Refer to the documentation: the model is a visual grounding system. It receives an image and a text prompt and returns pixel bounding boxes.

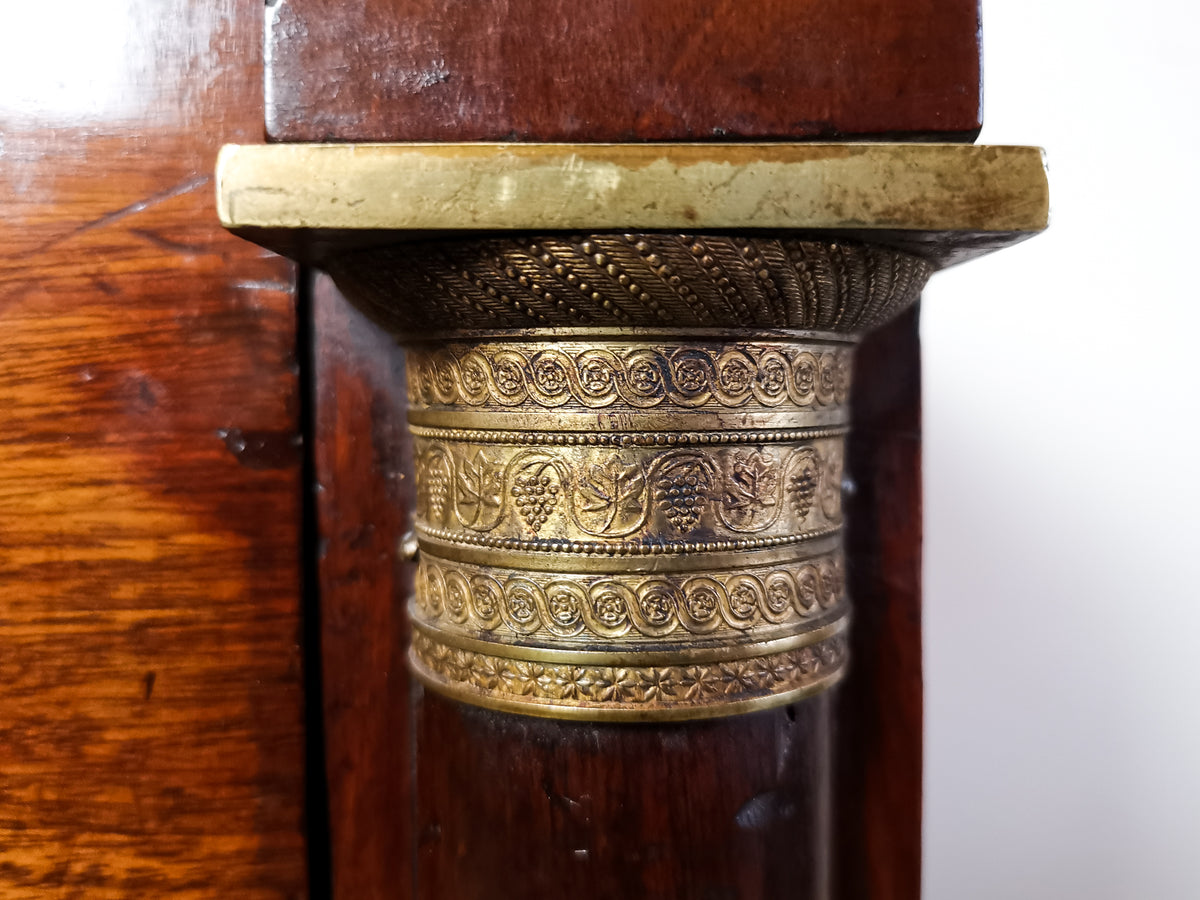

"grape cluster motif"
[654,459,712,533]
[512,465,560,532]
[787,453,819,521]
[424,461,450,524]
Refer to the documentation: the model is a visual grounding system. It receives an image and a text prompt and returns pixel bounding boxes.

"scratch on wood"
[127,228,207,254]
[37,175,211,253]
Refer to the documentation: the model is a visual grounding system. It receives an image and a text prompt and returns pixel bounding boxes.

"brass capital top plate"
[216,143,1048,268]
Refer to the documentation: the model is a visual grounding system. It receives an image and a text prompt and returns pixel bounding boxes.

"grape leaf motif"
[722,452,778,529]
[577,457,646,535]
[455,450,504,529]
[818,447,844,523]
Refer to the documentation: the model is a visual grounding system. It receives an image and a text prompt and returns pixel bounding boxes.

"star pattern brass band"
[327,234,932,720]
[409,620,850,722]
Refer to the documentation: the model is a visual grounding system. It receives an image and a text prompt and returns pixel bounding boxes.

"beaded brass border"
[407,424,849,446]
[414,524,843,557]
[413,532,844,575]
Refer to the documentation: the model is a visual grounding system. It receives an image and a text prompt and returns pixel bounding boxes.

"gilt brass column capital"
[218,143,1048,720]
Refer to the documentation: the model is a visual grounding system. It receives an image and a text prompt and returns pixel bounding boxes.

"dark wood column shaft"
[416,694,832,900]
[839,307,924,900]
[273,4,984,898]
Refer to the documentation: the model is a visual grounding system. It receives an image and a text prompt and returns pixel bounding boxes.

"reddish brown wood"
[838,306,924,900]
[0,2,308,896]
[283,4,937,897]
[310,272,415,897]
[415,692,834,900]
[266,0,981,143]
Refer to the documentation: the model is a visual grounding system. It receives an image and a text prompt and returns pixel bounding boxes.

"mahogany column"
[262,4,985,898]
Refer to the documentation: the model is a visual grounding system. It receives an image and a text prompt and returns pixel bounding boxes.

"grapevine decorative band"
[412,437,844,542]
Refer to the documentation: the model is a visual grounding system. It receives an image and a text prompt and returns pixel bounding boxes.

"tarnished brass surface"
[301,234,927,719]
[216,143,1048,718]
[216,142,1049,243]
[409,621,849,722]
[404,340,856,716]
[330,235,933,333]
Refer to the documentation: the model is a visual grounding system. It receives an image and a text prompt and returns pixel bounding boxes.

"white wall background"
[922,1,1200,897]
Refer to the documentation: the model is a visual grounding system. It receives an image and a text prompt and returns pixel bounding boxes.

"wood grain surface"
[310,272,414,898]
[266,0,982,143]
[0,2,308,896]
[838,307,924,900]
[415,691,833,900]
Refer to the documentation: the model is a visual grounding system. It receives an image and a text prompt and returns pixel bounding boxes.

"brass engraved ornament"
[338,234,934,720]
[217,141,1050,721]
[415,549,846,644]
[327,235,932,333]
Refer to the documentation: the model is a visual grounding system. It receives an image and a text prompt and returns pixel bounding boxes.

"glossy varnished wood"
[838,307,924,900]
[266,0,981,143]
[415,691,833,900]
[310,273,414,897]
[304,268,926,900]
[279,2,944,896]
[0,2,307,895]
